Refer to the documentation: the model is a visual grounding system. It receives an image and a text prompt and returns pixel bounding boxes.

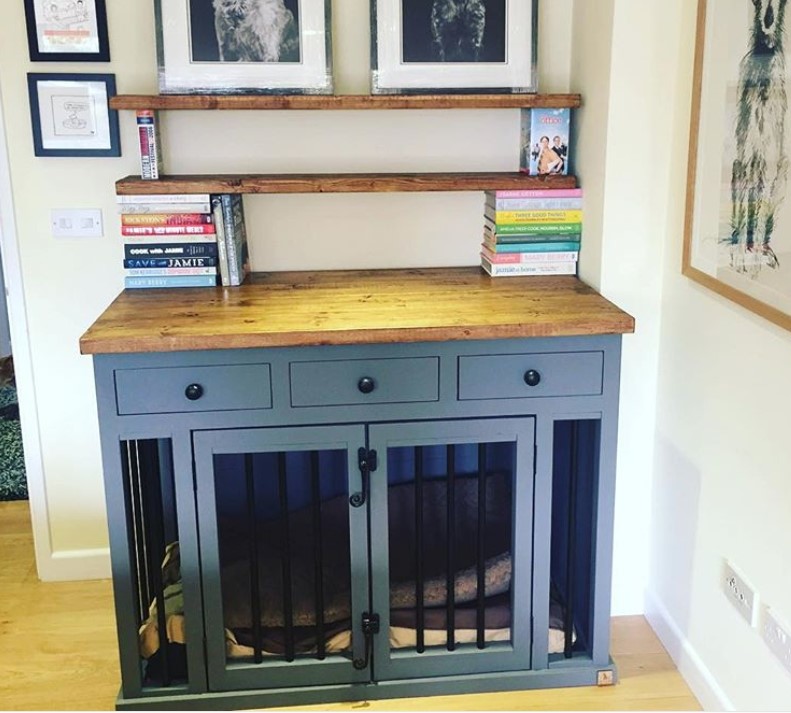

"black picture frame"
[27,73,120,158]
[24,0,110,62]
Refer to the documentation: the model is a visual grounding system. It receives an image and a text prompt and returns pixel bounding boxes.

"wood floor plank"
[0,501,701,711]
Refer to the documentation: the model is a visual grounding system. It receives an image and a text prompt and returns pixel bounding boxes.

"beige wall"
[1,2,585,576]
[647,0,791,708]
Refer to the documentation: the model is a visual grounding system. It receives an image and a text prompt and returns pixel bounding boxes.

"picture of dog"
[208,0,300,63]
[430,0,486,62]
[730,0,789,274]
[400,0,505,64]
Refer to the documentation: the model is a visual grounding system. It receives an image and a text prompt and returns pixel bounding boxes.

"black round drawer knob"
[523,370,542,387]
[357,377,376,394]
[185,383,204,401]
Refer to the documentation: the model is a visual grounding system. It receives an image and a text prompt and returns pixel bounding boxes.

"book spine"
[212,196,230,287]
[117,193,211,204]
[118,203,212,215]
[221,195,238,286]
[485,198,583,211]
[121,213,212,226]
[483,228,581,244]
[121,225,216,236]
[136,110,163,181]
[124,275,218,288]
[123,257,218,268]
[482,238,581,253]
[125,267,218,277]
[486,221,583,236]
[489,188,582,199]
[481,258,577,277]
[123,233,219,244]
[480,246,579,263]
[485,208,583,224]
[124,243,219,258]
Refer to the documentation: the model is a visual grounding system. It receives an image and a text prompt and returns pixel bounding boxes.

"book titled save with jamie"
[520,108,571,176]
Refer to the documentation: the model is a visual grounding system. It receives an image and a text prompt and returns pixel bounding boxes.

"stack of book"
[480,188,582,277]
[119,193,249,289]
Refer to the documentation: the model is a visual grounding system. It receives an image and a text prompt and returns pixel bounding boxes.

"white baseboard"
[37,547,111,582]
[644,589,734,711]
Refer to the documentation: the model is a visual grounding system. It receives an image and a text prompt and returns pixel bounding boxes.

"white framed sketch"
[155,0,333,94]
[27,73,120,157]
[371,0,537,94]
[24,0,110,61]
[683,0,791,331]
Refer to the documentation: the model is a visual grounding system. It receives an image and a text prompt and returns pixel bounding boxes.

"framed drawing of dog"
[155,0,333,94]
[371,0,537,94]
[684,0,791,331]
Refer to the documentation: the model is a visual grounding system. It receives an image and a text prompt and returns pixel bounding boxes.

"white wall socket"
[762,607,791,676]
[722,560,759,627]
[51,209,103,238]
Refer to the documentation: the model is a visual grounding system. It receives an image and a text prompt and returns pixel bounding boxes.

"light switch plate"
[51,209,103,238]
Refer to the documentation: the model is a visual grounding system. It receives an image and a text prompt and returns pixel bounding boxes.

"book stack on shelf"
[480,188,582,278]
[119,193,249,289]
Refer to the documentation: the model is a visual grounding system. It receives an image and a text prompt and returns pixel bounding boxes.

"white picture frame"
[155,0,333,94]
[372,0,537,94]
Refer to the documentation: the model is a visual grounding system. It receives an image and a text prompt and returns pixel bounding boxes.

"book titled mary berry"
[121,224,216,236]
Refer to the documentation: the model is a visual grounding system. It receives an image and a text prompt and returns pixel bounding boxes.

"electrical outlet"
[762,607,791,676]
[51,209,103,238]
[722,560,759,627]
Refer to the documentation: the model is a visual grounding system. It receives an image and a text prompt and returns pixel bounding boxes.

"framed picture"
[683,0,791,331]
[24,0,110,62]
[155,0,333,94]
[371,0,537,94]
[27,73,120,157]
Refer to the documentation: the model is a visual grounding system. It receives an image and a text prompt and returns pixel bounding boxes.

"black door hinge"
[350,448,377,507]
[353,612,380,670]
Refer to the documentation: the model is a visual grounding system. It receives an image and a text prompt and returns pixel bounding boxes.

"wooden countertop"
[79,268,635,355]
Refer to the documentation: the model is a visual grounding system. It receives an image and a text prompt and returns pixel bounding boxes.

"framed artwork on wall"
[27,73,120,157]
[683,0,791,331]
[155,0,333,94]
[371,0,537,94]
[23,0,110,62]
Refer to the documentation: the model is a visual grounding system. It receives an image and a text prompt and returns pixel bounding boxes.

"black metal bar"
[139,439,171,687]
[446,445,456,651]
[120,442,145,626]
[311,451,326,660]
[415,446,425,653]
[564,422,579,658]
[476,444,487,649]
[278,452,295,661]
[245,454,263,664]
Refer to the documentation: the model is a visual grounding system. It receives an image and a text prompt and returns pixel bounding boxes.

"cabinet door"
[368,418,535,681]
[193,425,370,692]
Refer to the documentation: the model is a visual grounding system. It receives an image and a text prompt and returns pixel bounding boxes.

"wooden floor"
[0,501,700,711]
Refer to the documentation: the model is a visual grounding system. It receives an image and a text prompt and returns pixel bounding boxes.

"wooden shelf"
[109,93,581,112]
[79,269,635,354]
[116,172,576,195]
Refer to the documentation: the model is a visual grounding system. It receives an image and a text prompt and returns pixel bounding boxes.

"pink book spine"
[492,188,583,199]
[480,246,579,263]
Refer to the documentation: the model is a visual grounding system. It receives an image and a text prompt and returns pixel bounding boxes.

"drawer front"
[115,364,272,415]
[290,357,439,407]
[458,351,603,400]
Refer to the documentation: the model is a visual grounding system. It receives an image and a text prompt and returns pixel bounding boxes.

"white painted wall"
[645,0,791,708]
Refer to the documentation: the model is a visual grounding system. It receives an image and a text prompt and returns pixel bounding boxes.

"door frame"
[0,81,53,577]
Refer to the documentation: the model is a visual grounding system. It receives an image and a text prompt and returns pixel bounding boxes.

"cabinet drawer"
[290,357,439,407]
[458,351,603,400]
[115,364,272,415]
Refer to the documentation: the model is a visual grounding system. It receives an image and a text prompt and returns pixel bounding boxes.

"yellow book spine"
[492,210,583,224]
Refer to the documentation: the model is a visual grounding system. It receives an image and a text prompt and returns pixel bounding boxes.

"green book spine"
[491,222,583,235]
[485,231,581,244]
